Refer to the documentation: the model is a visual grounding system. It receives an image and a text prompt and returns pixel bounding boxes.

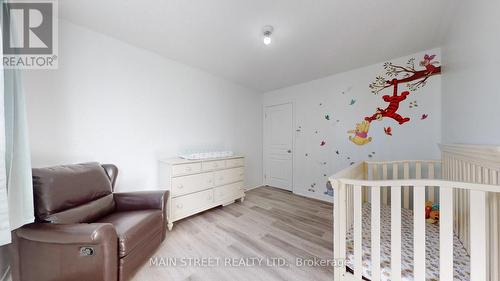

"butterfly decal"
[424,54,436,61]
[325,114,330,120]
[320,141,326,146]
[349,99,356,105]
[421,114,428,120]
[384,127,392,136]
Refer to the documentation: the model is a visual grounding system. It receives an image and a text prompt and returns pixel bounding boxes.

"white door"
[264,103,293,191]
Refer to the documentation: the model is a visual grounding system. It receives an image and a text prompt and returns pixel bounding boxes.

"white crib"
[330,144,500,281]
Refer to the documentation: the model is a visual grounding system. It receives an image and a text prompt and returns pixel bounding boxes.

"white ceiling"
[60,0,452,92]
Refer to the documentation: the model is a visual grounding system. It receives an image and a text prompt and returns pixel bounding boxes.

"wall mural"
[347,54,441,145]
[318,53,442,196]
[266,50,442,199]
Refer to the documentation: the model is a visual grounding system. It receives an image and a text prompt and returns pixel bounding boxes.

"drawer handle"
[176,204,183,209]
[219,176,224,181]
[239,173,244,177]
[208,179,213,184]
[213,163,219,167]
[185,167,192,171]
[208,195,213,200]
[177,184,184,189]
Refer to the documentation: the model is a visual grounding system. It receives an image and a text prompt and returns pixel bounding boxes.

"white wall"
[264,49,442,202]
[441,0,500,145]
[23,21,263,191]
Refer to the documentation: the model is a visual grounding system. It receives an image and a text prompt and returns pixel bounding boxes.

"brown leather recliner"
[11,163,168,281]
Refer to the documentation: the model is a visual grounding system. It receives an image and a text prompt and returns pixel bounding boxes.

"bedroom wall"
[441,0,500,145]
[263,49,442,202]
[22,20,263,192]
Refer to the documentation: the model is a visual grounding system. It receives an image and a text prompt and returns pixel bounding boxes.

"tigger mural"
[364,82,410,125]
[348,54,441,145]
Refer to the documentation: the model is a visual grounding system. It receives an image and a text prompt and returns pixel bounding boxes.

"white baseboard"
[244,184,264,191]
[250,184,333,203]
[293,189,333,203]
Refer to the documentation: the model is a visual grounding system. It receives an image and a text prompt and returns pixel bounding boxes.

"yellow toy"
[425,200,439,224]
[348,120,372,145]
[429,210,439,220]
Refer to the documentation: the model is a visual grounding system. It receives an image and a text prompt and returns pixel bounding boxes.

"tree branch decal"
[349,54,441,146]
[369,55,441,95]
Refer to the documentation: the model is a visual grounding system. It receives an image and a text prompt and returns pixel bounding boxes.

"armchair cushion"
[32,162,115,223]
[96,210,162,257]
[44,194,115,224]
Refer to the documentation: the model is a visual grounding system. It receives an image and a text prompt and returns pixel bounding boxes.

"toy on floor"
[324,181,334,197]
[425,200,439,224]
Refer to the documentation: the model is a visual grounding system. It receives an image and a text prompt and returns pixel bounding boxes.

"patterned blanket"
[346,203,470,281]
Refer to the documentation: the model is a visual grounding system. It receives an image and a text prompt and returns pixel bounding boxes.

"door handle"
[287,149,292,153]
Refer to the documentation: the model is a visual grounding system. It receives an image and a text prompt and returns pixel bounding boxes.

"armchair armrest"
[114,190,169,240]
[113,190,169,212]
[15,222,116,244]
[13,223,118,281]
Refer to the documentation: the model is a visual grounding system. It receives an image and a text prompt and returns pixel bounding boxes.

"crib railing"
[441,144,500,280]
[331,159,498,281]
[341,160,441,231]
[364,160,442,208]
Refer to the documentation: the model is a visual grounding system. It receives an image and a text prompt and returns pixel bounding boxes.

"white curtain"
[1,1,35,279]
[0,5,11,280]
[0,0,10,247]
[3,60,35,239]
[0,0,34,248]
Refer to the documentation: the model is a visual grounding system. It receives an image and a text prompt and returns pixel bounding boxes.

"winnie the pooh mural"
[348,54,441,145]
[347,120,372,145]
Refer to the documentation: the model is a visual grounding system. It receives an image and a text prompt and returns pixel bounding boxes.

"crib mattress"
[345,203,470,281]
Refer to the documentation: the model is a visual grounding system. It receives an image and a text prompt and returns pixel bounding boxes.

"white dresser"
[159,156,245,230]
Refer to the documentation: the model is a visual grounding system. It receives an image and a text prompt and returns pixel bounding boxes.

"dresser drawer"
[171,173,214,196]
[171,189,214,220]
[226,158,244,168]
[214,181,244,203]
[172,162,202,176]
[214,167,244,186]
[202,160,226,171]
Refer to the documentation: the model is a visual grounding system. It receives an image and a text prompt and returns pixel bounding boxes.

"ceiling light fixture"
[262,25,273,45]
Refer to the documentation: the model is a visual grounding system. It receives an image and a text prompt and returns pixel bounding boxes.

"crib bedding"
[345,203,470,281]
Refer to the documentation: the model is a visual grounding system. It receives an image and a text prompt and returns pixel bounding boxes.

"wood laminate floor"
[132,186,334,281]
